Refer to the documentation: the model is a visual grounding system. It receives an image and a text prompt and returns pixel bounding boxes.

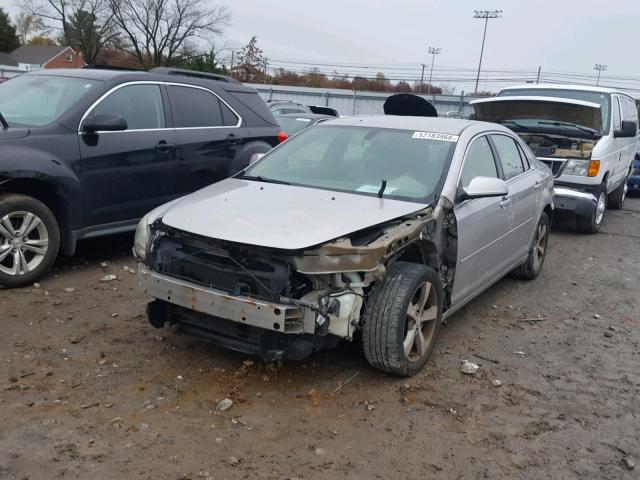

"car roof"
[322,115,480,134]
[499,83,632,97]
[25,68,256,93]
[278,113,334,120]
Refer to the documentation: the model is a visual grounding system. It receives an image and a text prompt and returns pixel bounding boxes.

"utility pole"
[473,9,502,94]
[419,64,426,93]
[536,66,541,84]
[427,47,442,95]
[594,64,607,86]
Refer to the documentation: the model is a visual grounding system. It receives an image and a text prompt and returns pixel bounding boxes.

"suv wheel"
[608,174,629,210]
[576,189,607,234]
[513,212,549,280]
[362,262,443,377]
[0,194,60,288]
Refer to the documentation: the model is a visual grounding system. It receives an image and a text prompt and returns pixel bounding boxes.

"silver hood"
[160,178,428,250]
[471,96,603,134]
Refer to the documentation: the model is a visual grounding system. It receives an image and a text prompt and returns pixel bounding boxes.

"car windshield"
[243,125,456,203]
[278,117,315,136]
[498,88,611,134]
[0,75,99,127]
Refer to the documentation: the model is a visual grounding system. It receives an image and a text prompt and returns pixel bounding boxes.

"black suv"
[0,67,283,287]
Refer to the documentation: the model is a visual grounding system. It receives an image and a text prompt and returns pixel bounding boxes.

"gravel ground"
[1,198,639,480]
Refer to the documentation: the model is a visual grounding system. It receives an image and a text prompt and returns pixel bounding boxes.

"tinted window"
[460,136,498,187]
[220,101,239,126]
[0,75,99,127]
[245,126,456,203]
[93,84,164,130]
[168,85,223,127]
[492,135,525,180]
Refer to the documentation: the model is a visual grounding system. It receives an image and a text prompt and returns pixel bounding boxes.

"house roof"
[10,45,72,66]
[0,52,18,66]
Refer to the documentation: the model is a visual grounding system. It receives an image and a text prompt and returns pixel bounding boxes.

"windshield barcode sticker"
[412,131,459,142]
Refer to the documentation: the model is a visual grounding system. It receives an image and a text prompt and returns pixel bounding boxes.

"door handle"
[500,197,512,209]
[155,140,176,153]
[534,180,543,191]
[227,133,241,145]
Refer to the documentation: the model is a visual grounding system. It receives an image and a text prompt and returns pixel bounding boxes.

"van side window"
[459,136,498,188]
[612,97,621,131]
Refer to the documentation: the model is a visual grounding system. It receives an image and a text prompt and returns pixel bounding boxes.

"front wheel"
[362,262,443,377]
[576,189,607,234]
[608,174,629,210]
[0,194,60,288]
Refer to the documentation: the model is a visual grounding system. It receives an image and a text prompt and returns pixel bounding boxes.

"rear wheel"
[362,262,443,377]
[513,212,549,280]
[576,189,606,234]
[0,194,60,288]
[608,174,629,210]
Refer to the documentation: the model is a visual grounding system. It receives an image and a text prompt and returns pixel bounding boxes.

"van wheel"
[362,262,443,377]
[608,175,628,210]
[513,212,549,280]
[0,194,60,288]
[576,189,607,234]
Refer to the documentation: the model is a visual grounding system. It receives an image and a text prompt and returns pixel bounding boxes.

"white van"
[472,85,638,233]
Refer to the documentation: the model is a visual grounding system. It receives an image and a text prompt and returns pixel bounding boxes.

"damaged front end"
[138,203,454,361]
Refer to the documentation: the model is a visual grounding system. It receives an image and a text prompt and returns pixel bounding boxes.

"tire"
[576,188,607,234]
[608,175,629,210]
[513,212,549,280]
[0,194,60,288]
[362,262,443,377]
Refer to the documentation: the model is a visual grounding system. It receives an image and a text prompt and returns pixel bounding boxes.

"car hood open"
[471,96,603,134]
[159,178,428,250]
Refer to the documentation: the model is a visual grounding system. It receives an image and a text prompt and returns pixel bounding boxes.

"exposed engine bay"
[518,133,595,160]
[141,200,459,360]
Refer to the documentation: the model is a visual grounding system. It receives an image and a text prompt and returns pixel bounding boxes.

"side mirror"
[82,114,128,133]
[459,176,508,201]
[249,153,265,165]
[614,120,637,138]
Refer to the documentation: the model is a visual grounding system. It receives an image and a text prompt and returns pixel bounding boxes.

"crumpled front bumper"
[138,264,316,335]
[553,187,597,217]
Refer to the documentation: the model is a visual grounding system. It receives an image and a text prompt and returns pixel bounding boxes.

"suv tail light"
[277,131,288,143]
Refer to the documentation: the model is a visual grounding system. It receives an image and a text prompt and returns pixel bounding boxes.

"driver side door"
[451,135,512,305]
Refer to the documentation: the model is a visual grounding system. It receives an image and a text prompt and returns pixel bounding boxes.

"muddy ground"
[1,198,639,480]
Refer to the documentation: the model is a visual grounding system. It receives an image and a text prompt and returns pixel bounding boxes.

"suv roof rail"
[150,67,240,84]
[82,64,144,71]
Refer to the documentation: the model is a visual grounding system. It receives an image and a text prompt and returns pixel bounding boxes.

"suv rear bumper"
[553,187,597,217]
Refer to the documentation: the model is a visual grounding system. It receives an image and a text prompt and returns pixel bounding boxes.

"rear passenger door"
[490,134,539,263]
[166,84,246,194]
[452,135,511,304]
[79,83,179,226]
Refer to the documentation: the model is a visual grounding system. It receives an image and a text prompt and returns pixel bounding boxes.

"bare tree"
[19,0,119,63]
[233,36,265,82]
[15,12,48,44]
[108,0,230,67]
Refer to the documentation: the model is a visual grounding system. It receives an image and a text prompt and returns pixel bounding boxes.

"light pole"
[426,47,442,95]
[594,64,607,86]
[473,9,502,94]
[419,63,426,93]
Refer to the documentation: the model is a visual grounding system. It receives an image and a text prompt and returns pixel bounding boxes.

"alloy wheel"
[532,220,547,271]
[595,192,606,225]
[403,281,438,363]
[0,211,50,277]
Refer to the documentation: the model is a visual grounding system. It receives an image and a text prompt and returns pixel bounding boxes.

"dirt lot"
[1,198,639,480]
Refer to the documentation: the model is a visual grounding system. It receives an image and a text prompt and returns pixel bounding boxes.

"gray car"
[134,116,554,376]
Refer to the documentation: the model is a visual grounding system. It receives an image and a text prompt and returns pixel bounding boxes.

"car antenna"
[377,179,387,198]
[0,112,8,129]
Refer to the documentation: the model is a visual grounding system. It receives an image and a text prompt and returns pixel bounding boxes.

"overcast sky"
[6,0,639,92]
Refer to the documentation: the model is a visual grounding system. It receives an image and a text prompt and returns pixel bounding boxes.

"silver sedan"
[135,116,554,376]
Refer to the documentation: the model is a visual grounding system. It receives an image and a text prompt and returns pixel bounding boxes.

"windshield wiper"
[537,120,598,136]
[241,174,291,185]
[377,179,387,198]
[499,120,529,130]
[0,111,8,129]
